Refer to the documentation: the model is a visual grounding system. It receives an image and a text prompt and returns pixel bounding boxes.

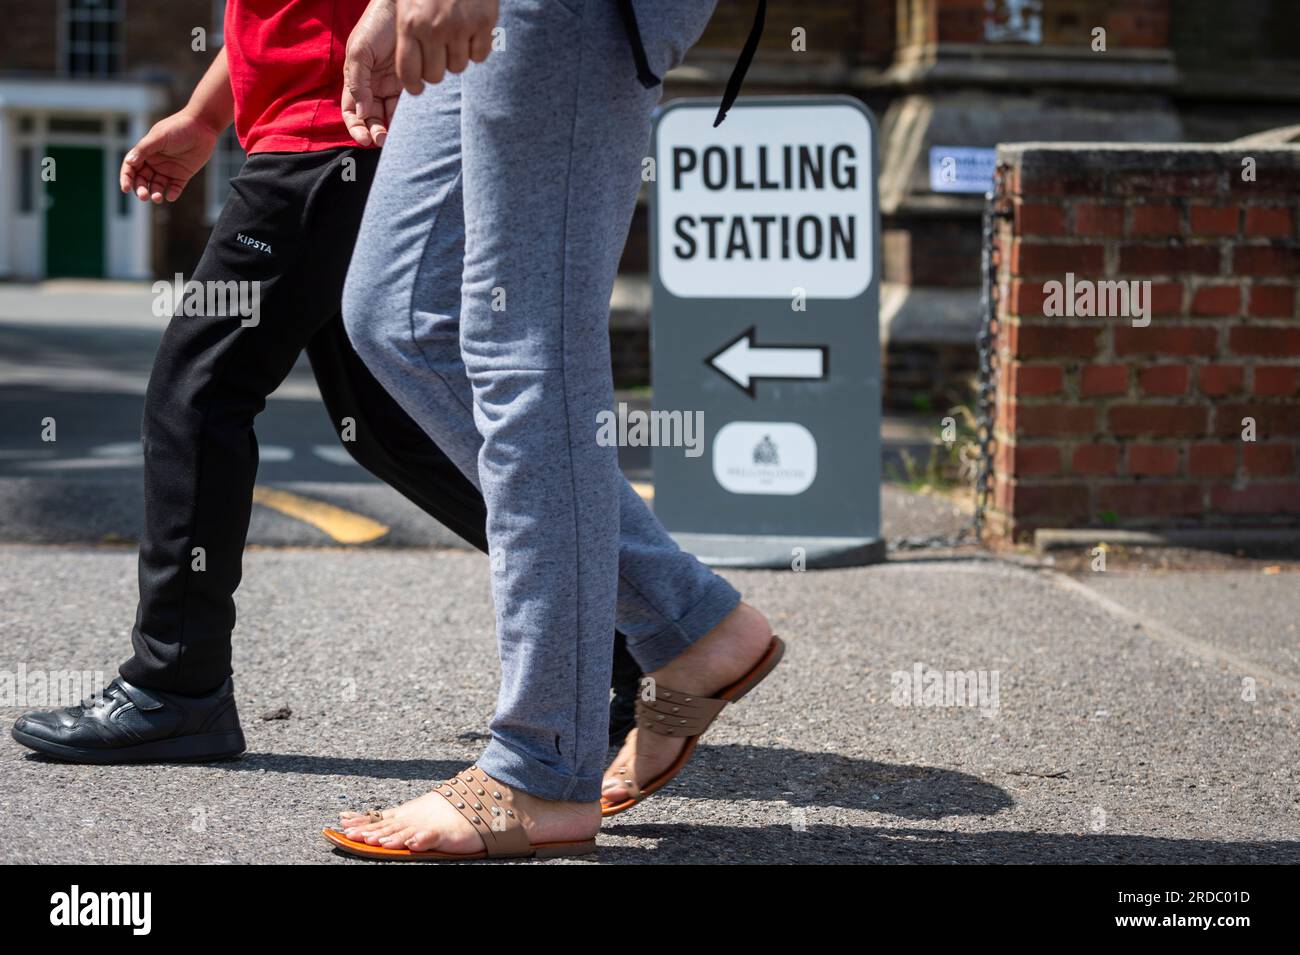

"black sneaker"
[11,676,246,763]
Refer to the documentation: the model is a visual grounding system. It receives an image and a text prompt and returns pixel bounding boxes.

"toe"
[601,767,637,803]
[379,825,418,849]
[405,829,443,852]
[362,821,404,845]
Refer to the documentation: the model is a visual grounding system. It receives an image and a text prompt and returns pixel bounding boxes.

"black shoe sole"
[11,727,246,764]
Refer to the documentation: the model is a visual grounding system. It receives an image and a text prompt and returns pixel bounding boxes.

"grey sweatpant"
[342,0,727,801]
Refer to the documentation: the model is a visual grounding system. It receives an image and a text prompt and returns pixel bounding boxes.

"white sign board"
[655,102,875,300]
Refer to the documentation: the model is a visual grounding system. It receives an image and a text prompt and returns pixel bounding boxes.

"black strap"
[617,0,768,125]
[714,0,766,127]
[617,0,661,89]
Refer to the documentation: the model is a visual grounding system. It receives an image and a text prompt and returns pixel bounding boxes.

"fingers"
[341,87,374,147]
[445,37,470,75]
[396,28,425,95]
[138,170,181,203]
[396,2,496,91]
[121,132,185,203]
[468,29,492,64]
[420,39,447,87]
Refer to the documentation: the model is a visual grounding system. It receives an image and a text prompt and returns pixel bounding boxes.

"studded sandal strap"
[635,685,729,738]
[432,766,531,858]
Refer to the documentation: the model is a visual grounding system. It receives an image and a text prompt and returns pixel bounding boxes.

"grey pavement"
[1,545,1297,864]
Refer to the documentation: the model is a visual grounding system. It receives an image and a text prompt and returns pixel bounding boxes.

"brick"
[1073,203,1124,237]
[1248,284,1297,318]
[1229,326,1300,356]
[1138,365,1189,396]
[1080,364,1130,397]
[1244,206,1294,238]
[1011,240,1105,275]
[1243,443,1295,477]
[1189,204,1239,236]
[1234,245,1300,277]
[1009,363,1064,396]
[1189,284,1241,317]
[1197,364,1245,396]
[1253,365,1300,396]
[1188,442,1238,477]
[1129,203,1181,236]
[1008,279,1049,316]
[1108,405,1207,437]
[1214,405,1300,437]
[1114,325,1218,357]
[1096,483,1205,517]
[1071,443,1120,475]
[1015,444,1061,476]
[1149,282,1184,316]
[1014,404,1098,437]
[1127,444,1181,476]
[1004,482,1092,521]
[1119,243,1221,275]
[1016,201,1067,236]
[1211,482,1300,514]
[1008,323,1101,359]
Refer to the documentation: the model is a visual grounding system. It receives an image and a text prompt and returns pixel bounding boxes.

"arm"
[183,45,236,134]
[119,47,233,204]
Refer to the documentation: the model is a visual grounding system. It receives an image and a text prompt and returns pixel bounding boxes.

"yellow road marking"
[251,485,389,544]
[631,481,654,503]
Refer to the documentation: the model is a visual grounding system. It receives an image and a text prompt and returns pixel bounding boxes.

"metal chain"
[969,167,1009,542]
[893,168,1009,552]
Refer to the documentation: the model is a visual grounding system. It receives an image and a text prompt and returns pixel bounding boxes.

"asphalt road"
[2,546,1297,864]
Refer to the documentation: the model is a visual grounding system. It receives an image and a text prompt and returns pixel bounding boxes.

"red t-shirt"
[224,0,372,154]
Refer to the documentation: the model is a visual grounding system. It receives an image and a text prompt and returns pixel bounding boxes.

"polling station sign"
[650,97,883,569]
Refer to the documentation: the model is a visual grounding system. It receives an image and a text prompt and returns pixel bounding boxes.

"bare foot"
[340,767,598,854]
[601,601,774,809]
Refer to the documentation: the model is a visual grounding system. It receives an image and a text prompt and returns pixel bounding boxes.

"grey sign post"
[649,96,883,569]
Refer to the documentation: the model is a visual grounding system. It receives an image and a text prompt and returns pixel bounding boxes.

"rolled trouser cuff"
[625,574,741,673]
[476,736,604,803]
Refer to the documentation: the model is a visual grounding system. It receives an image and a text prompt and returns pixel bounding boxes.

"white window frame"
[60,0,126,78]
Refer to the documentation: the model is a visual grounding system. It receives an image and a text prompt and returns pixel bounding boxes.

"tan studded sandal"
[601,635,785,817]
[323,766,598,861]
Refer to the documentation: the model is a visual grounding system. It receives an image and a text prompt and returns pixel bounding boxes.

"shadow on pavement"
[597,823,1300,864]
[221,743,1012,820]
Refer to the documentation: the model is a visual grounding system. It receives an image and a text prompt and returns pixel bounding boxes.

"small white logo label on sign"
[712,422,817,495]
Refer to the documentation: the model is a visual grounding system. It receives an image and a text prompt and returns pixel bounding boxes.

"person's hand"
[118,111,221,204]
[343,0,403,146]
[395,0,498,94]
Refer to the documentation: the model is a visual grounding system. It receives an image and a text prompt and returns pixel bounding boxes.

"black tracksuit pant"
[118,147,639,741]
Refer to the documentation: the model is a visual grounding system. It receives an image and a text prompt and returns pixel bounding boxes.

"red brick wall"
[990,144,1300,540]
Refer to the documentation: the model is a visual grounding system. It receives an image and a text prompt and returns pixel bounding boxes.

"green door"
[44,145,106,278]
